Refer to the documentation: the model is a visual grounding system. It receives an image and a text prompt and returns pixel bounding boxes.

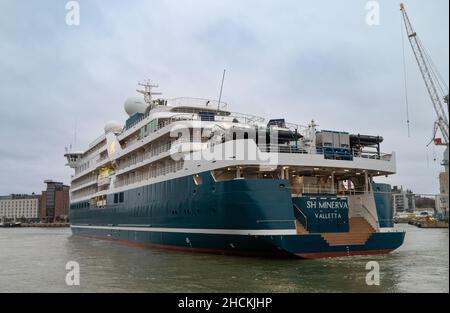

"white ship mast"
[136,80,162,108]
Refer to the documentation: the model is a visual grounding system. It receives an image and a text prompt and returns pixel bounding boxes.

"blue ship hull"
[71,226,405,259]
[70,172,405,259]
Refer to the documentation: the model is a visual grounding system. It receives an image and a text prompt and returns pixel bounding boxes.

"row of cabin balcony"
[71,173,97,190]
[120,118,170,150]
[116,140,173,172]
[114,159,184,189]
[71,185,98,200]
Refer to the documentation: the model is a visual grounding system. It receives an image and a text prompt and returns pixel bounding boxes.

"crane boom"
[400,3,449,145]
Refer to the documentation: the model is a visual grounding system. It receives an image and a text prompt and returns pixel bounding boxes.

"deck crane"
[400,3,449,148]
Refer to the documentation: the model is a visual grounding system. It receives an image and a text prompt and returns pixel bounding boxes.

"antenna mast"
[217,69,226,111]
[137,79,162,106]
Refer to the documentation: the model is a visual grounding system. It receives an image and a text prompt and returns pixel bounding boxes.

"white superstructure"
[65,82,396,229]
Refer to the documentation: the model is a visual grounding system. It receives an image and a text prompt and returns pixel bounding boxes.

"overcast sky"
[0,0,448,195]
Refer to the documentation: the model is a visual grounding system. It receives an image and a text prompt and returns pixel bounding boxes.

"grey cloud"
[0,0,448,195]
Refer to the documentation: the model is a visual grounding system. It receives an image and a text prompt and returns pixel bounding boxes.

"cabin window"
[193,174,203,185]
[210,171,217,182]
[114,194,118,204]
[119,192,124,203]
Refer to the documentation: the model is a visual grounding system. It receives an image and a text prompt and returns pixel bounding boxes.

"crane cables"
[418,35,449,97]
[401,11,411,138]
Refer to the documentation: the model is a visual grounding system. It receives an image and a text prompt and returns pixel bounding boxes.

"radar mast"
[136,79,162,107]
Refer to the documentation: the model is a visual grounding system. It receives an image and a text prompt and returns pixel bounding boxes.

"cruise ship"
[65,81,405,259]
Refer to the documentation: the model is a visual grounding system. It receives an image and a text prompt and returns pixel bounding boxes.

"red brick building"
[40,180,70,222]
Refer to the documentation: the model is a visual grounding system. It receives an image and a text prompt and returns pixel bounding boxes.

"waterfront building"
[392,186,416,213]
[0,194,40,222]
[39,180,70,223]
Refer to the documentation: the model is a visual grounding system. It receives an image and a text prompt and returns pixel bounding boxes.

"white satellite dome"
[104,121,123,134]
[124,97,148,116]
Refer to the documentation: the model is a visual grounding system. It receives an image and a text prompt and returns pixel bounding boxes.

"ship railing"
[71,186,97,200]
[71,173,97,187]
[97,177,111,187]
[167,97,228,110]
[258,144,392,161]
[96,155,109,163]
[126,99,293,131]
[258,144,307,154]
[168,111,267,126]
[116,142,173,171]
[167,110,272,127]
[337,186,374,196]
[290,185,373,197]
[169,113,198,122]
[291,186,338,197]
[353,150,392,161]
[227,112,266,124]
[114,160,184,188]
[171,138,205,147]
[166,111,267,125]
[71,178,98,191]
[117,137,204,172]
[284,122,308,131]
[88,134,107,149]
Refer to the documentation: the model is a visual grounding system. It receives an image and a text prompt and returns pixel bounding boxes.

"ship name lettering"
[314,213,342,220]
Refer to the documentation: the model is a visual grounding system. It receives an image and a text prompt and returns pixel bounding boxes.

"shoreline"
[0,223,70,228]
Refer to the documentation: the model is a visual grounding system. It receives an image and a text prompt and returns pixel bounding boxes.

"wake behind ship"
[65,82,405,259]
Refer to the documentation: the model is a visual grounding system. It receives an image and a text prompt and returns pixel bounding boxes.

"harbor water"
[0,224,448,293]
